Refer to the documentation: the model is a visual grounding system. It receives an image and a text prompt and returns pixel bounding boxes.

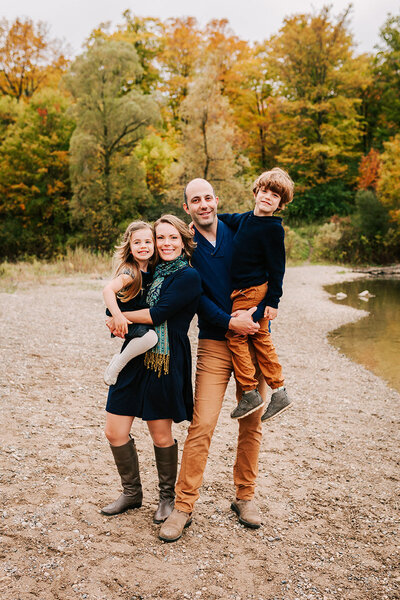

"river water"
[324,278,400,393]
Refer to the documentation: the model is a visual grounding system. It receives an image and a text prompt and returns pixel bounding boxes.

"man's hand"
[264,306,278,320]
[228,307,260,335]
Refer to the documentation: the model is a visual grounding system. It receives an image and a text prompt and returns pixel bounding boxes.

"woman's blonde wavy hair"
[113,221,157,302]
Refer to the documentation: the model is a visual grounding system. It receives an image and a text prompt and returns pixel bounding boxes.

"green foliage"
[286,180,354,222]
[134,132,177,204]
[311,192,399,264]
[377,133,400,223]
[313,221,345,262]
[0,95,20,141]
[284,226,311,263]
[373,14,400,145]
[65,39,160,250]
[0,89,75,259]
[352,190,389,238]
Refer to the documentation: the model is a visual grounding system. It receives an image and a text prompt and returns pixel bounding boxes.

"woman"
[102,215,202,525]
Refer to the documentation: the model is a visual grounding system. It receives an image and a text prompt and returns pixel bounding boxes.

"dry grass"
[0,247,112,292]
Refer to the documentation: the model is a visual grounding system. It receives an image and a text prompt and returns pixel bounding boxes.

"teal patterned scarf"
[144,255,188,376]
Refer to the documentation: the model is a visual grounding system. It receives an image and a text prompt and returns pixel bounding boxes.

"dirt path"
[0,266,399,600]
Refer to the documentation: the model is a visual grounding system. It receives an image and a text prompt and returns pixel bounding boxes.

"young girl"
[103,221,158,386]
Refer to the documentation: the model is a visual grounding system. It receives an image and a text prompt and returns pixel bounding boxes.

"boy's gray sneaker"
[230,389,265,420]
[261,388,291,422]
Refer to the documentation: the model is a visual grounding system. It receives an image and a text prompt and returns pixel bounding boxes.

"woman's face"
[155,222,184,262]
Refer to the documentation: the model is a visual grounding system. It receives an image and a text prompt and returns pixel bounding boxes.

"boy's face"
[253,186,281,217]
[183,179,218,229]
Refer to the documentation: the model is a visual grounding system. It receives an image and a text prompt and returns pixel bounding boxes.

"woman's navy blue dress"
[106,266,202,423]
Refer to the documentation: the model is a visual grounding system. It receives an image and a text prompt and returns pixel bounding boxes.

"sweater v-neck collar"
[194,219,225,254]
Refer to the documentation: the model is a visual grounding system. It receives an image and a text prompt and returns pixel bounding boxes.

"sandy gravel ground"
[0,265,399,600]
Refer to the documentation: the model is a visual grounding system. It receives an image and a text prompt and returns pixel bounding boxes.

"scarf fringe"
[144,350,170,377]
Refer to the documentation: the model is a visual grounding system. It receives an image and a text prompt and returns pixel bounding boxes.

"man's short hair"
[253,168,294,208]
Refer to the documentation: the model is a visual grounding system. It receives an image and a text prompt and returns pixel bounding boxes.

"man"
[159,178,267,542]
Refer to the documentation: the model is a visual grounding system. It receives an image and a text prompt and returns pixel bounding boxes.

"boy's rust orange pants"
[225,283,284,391]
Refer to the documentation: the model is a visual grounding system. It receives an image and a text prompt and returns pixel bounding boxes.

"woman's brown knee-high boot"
[153,440,178,524]
[101,437,143,515]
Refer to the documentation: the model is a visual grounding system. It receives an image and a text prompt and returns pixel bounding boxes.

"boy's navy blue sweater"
[192,219,266,341]
[218,212,285,309]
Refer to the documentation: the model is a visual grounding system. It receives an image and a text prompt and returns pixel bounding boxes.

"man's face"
[183,179,218,229]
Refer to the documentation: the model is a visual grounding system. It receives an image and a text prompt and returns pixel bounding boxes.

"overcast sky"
[2,0,398,56]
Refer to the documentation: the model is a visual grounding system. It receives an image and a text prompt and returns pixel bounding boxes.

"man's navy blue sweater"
[192,219,265,341]
[218,212,285,309]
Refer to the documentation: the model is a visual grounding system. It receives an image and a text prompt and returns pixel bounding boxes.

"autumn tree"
[357,148,381,190]
[134,131,177,205]
[373,13,400,145]
[0,89,74,258]
[159,17,203,121]
[203,19,248,91]
[266,5,364,208]
[64,39,160,249]
[225,42,284,173]
[177,65,249,211]
[0,17,67,101]
[0,95,20,142]
[88,11,163,93]
[377,134,400,224]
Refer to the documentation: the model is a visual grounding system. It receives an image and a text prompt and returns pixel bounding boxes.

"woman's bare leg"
[147,419,174,448]
[104,413,135,446]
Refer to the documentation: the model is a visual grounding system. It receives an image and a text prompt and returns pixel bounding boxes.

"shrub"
[352,190,389,238]
[284,226,311,263]
[285,180,354,223]
[312,221,346,262]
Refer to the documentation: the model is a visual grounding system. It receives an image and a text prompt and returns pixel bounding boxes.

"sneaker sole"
[261,402,292,422]
[231,402,266,420]
[158,518,192,543]
[230,503,261,529]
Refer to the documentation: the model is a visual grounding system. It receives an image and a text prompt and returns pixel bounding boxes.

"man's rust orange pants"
[174,339,266,515]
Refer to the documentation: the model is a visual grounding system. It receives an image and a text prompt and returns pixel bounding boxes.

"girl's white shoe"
[104,354,121,386]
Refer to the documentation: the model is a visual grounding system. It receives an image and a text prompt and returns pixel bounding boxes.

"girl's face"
[129,228,155,266]
[155,223,184,262]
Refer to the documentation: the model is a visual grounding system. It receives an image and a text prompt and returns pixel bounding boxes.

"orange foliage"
[0,17,68,101]
[357,148,381,190]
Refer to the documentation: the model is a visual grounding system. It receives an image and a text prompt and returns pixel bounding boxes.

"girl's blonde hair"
[113,221,157,302]
[154,214,196,263]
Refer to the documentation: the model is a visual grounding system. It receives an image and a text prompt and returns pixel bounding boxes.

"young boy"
[218,167,294,422]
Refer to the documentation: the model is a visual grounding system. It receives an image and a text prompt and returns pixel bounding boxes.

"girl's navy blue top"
[106,266,201,422]
[218,212,285,309]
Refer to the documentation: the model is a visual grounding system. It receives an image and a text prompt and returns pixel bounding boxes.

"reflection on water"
[325,278,400,392]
